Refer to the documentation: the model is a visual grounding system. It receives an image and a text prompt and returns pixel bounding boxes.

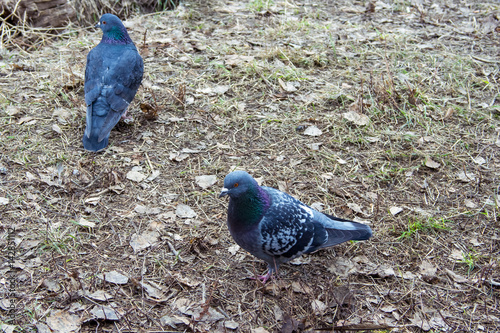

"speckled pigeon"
[219,171,372,283]
[83,13,144,152]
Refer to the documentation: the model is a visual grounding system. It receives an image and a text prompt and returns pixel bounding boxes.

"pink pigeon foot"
[121,108,134,123]
[250,270,273,284]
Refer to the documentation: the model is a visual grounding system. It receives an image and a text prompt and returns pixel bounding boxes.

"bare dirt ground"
[1,0,499,332]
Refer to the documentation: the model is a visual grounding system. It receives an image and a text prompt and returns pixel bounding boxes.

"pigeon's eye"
[102,21,107,25]
[234,183,239,188]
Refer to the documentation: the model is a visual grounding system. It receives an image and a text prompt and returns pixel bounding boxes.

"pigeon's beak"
[94,22,100,29]
[219,188,229,198]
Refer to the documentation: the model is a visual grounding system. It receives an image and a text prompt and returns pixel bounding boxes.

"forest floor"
[0,0,499,332]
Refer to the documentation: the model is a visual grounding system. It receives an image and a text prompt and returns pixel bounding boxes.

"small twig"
[199,280,218,318]
[360,68,365,114]
[164,87,185,106]
[145,152,154,173]
[470,55,500,64]
[142,28,147,48]
[315,324,395,331]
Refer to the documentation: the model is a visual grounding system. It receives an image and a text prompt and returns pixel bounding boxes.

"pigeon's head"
[96,14,123,32]
[96,14,131,43]
[219,171,257,199]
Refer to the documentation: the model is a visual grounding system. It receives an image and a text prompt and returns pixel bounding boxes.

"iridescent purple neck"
[256,186,271,211]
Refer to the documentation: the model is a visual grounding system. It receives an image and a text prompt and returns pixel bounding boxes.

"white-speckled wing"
[258,187,327,260]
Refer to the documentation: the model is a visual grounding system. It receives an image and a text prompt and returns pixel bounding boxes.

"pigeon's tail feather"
[84,108,92,139]
[83,103,111,152]
[83,133,109,152]
[98,109,124,142]
[320,227,370,248]
[316,212,372,248]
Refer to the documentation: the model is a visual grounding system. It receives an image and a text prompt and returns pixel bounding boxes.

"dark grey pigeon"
[219,171,372,283]
[83,13,144,152]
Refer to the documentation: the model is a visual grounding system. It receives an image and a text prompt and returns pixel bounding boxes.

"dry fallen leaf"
[377,265,396,278]
[365,136,380,143]
[140,281,165,300]
[225,321,239,329]
[228,244,240,255]
[18,116,35,125]
[76,217,96,228]
[277,180,287,192]
[52,107,72,124]
[176,204,197,218]
[410,312,431,331]
[464,199,477,208]
[140,102,158,119]
[197,85,230,96]
[225,54,255,67]
[457,171,476,182]
[445,268,467,283]
[389,206,403,216]
[418,136,435,145]
[443,107,454,120]
[160,314,190,328]
[328,257,357,277]
[127,166,147,182]
[174,298,192,314]
[347,202,366,215]
[278,78,299,92]
[342,110,370,126]
[90,305,123,321]
[424,156,441,169]
[172,273,201,288]
[469,237,483,246]
[473,156,486,165]
[449,249,463,261]
[289,256,311,265]
[169,152,189,162]
[310,202,324,211]
[419,260,438,283]
[311,299,327,315]
[251,328,270,333]
[97,271,129,284]
[46,310,81,333]
[380,305,398,313]
[195,175,217,189]
[86,290,114,301]
[399,271,418,280]
[43,279,61,292]
[5,105,21,116]
[147,170,161,182]
[291,281,313,294]
[130,231,159,252]
[306,142,322,150]
[303,125,322,136]
[52,123,62,134]
[134,205,161,215]
[192,306,225,322]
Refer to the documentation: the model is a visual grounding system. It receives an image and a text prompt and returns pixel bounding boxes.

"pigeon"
[83,13,144,152]
[219,171,372,283]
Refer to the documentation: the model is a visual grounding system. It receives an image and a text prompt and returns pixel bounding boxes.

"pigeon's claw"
[250,270,273,284]
[120,108,135,124]
[121,108,132,120]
